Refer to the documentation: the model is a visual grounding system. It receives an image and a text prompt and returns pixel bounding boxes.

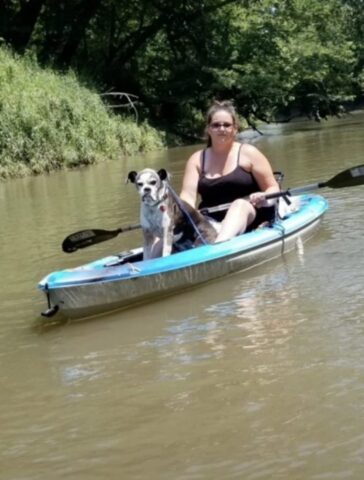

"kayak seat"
[273,171,298,220]
[274,171,284,187]
[273,171,290,222]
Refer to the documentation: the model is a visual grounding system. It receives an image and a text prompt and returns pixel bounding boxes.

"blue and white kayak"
[38,194,328,320]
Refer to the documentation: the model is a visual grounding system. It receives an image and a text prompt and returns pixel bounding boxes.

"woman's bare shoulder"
[239,142,261,156]
[186,148,204,168]
[239,142,270,164]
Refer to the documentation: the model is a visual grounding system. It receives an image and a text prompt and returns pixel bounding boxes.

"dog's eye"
[137,182,144,187]
[149,180,157,186]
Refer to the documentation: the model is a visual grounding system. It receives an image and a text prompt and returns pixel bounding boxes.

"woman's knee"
[230,198,255,215]
[216,199,256,242]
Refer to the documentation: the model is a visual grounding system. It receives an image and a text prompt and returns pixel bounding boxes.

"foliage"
[0,0,364,165]
[225,0,357,122]
[0,48,164,179]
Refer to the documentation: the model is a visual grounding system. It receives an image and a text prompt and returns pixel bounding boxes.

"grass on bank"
[0,47,165,180]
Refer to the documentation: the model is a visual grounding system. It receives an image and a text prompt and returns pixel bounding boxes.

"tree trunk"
[55,0,102,67]
[5,0,46,52]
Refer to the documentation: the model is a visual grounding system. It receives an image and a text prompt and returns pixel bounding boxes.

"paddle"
[62,164,364,253]
[202,164,364,214]
[62,225,141,253]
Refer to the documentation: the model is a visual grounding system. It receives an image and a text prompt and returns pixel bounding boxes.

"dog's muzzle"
[141,188,156,203]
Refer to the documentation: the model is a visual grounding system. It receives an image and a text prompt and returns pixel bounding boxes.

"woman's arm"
[242,144,280,207]
[180,151,202,208]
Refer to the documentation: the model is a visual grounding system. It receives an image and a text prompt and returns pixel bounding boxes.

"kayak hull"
[38,195,328,320]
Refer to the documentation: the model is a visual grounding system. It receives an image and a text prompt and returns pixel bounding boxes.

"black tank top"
[198,145,259,221]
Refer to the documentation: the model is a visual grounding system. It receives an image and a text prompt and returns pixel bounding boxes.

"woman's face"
[208,110,237,144]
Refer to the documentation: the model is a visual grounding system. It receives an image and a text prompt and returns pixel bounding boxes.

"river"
[1,112,363,479]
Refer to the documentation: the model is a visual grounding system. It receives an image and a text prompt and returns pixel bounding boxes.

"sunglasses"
[209,122,234,130]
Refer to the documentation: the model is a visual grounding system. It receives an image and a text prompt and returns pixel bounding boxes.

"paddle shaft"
[204,164,364,214]
[62,164,364,252]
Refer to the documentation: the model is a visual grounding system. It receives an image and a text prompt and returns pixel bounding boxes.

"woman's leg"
[215,199,256,243]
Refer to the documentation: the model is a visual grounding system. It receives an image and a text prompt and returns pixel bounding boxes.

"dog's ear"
[126,171,138,184]
[157,169,169,181]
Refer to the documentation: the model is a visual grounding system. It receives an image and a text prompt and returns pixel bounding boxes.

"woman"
[180,100,280,243]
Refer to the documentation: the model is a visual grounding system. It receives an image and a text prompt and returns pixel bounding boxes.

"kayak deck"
[38,194,328,320]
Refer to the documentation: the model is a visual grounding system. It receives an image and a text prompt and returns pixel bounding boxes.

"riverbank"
[0,48,165,180]
[1,47,362,182]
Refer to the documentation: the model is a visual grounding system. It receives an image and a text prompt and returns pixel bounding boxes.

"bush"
[0,48,165,179]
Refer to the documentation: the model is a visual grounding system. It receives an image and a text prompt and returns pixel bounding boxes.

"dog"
[127,168,217,259]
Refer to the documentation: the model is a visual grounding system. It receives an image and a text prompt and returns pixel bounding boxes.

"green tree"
[1,0,363,138]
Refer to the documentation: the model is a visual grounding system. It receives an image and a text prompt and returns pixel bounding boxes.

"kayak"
[38,194,328,320]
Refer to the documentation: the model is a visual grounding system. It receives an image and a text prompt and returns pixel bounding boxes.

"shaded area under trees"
[0,0,363,138]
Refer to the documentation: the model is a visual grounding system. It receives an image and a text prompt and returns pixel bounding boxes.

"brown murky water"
[1,112,364,479]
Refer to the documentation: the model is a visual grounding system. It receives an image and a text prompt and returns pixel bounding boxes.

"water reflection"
[1,112,364,480]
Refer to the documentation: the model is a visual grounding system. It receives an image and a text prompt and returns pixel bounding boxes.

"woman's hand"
[249,191,270,208]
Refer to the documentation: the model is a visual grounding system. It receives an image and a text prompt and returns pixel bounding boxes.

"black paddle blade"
[325,164,364,189]
[62,229,121,253]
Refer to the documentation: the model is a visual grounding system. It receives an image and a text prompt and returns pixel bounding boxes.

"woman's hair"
[204,100,240,146]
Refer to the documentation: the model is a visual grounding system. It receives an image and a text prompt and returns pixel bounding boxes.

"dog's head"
[127,168,169,205]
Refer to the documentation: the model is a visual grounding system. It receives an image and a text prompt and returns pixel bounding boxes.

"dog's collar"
[154,191,168,211]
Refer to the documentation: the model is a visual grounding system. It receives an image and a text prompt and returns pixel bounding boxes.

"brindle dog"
[127,168,217,259]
